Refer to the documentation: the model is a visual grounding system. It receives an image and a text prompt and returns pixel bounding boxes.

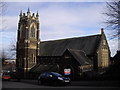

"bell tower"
[16,8,40,74]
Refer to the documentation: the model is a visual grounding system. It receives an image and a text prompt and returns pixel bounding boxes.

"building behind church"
[16,9,110,80]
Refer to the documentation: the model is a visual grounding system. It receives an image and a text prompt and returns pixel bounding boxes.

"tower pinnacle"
[36,11,39,17]
[20,10,22,17]
[101,28,104,35]
[27,8,31,18]
[27,8,30,13]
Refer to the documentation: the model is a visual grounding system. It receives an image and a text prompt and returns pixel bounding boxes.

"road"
[2,79,120,90]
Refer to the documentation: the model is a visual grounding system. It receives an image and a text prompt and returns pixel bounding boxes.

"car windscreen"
[51,72,62,77]
[3,73,10,76]
[40,73,46,77]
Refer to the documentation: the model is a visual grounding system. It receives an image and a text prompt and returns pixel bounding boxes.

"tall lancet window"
[30,25,36,38]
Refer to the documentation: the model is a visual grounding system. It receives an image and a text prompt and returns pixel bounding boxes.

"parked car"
[2,72,11,81]
[38,72,71,86]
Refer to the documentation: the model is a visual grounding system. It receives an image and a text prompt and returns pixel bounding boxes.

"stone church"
[16,9,110,79]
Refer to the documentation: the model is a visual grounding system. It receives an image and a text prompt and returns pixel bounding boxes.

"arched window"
[30,26,35,37]
[19,24,26,39]
[22,27,26,38]
[32,54,36,63]
[34,56,36,63]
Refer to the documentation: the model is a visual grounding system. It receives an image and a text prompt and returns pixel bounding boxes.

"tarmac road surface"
[2,79,120,90]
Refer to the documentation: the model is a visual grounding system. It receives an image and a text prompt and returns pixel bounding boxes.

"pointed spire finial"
[36,11,39,17]
[27,8,30,13]
[27,8,31,18]
[20,10,22,16]
[101,28,104,34]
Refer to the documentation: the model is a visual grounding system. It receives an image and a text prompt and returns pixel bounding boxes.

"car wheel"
[54,82,57,86]
[40,81,44,85]
[37,80,40,85]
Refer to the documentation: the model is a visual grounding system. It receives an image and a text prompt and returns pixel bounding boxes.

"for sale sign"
[64,69,71,75]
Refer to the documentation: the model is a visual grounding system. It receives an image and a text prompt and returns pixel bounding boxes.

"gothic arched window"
[22,27,26,38]
[30,25,36,38]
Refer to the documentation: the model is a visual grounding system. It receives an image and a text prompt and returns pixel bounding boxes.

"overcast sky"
[0,1,118,57]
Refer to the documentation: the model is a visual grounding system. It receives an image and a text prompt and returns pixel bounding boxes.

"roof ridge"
[41,34,101,43]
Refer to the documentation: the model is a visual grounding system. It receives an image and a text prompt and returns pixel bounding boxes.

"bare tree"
[0,1,7,64]
[9,39,16,59]
[104,0,120,50]
[0,49,9,65]
[0,1,16,61]
[0,1,6,15]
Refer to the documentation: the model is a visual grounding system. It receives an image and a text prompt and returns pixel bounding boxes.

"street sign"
[64,69,71,75]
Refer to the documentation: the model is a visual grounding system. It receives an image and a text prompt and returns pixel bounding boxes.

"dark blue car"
[38,72,71,86]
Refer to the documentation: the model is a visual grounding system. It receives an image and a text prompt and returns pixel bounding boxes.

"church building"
[16,9,110,79]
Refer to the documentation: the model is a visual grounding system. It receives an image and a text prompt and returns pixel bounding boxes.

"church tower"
[97,28,110,72]
[16,8,40,74]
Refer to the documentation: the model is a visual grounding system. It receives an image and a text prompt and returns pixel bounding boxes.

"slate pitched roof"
[66,49,92,65]
[30,64,59,73]
[40,34,101,56]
